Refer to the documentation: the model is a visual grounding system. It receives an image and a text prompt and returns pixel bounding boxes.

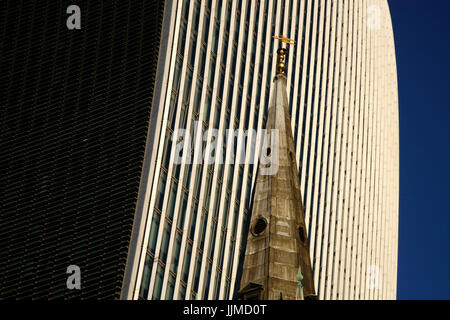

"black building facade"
[0,0,165,299]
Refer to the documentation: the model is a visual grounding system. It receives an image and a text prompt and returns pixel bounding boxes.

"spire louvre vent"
[252,218,268,235]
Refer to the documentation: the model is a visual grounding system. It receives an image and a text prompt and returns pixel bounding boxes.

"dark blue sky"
[388,0,450,299]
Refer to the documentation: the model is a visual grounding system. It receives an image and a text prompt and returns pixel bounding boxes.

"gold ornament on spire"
[272,35,296,74]
[272,35,296,45]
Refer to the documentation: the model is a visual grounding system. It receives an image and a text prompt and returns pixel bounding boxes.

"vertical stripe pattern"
[128,0,399,300]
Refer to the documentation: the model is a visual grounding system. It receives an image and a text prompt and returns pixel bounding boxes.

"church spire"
[238,39,317,300]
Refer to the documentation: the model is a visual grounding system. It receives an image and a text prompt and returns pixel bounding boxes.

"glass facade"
[132,0,399,301]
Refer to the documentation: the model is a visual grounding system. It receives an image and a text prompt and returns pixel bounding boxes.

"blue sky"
[388,0,450,299]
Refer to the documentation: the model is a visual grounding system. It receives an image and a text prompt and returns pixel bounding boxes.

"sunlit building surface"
[124,0,399,300]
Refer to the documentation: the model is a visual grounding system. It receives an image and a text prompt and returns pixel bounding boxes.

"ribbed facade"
[126,0,399,300]
[0,0,165,299]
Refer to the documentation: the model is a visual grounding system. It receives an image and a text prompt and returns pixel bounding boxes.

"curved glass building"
[124,0,399,300]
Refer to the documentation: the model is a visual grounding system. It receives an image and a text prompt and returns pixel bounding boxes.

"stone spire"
[238,44,317,300]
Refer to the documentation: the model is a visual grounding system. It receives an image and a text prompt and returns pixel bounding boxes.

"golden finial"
[272,35,296,74]
[272,35,296,45]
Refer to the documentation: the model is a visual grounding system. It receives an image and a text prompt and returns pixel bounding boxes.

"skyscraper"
[1,0,399,300]
[127,0,399,300]
[0,1,166,299]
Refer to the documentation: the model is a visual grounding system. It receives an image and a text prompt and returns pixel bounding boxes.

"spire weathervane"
[272,35,296,74]
[272,35,296,45]
[238,34,317,301]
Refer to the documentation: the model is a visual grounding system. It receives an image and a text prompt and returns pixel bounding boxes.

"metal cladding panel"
[0,0,165,299]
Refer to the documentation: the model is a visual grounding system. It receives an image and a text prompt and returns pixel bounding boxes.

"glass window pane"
[199,44,206,77]
[178,21,187,55]
[189,202,198,240]
[199,212,207,249]
[139,253,154,299]
[183,164,192,190]
[214,273,221,300]
[217,230,225,267]
[212,23,219,54]
[162,131,173,170]
[170,232,182,273]
[226,2,232,31]
[168,92,177,129]
[202,11,210,44]
[245,175,251,209]
[226,240,235,277]
[183,68,193,104]
[222,193,230,227]
[226,81,233,110]
[203,90,212,123]
[215,0,222,20]
[208,222,217,260]
[188,33,197,67]
[178,192,188,230]
[179,284,187,300]
[165,274,176,300]
[221,33,228,66]
[179,104,188,129]
[205,171,212,209]
[231,44,237,75]
[155,171,167,210]
[218,68,225,100]
[182,242,193,283]
[167,182,177,220]
[193,1,200,30]
[160,221,171,263]
[194,79,202,113]
[148,211,161,253]
[182,0,189,21]
[203,262,212,298]
[225,279,231,299]
[208,56,216,89]
[152,265,164,300]
[214,100,222,128]
[234,12,240,42]
[193,252,203,292]
[173,56,183,92]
